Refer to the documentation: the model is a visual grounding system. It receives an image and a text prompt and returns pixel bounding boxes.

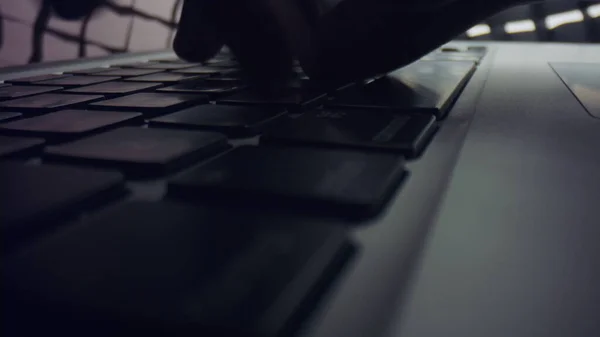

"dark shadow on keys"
[3,201,357,337]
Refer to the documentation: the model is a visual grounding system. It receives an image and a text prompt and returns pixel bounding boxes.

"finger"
[209,0,297,91]
[306,0,532,83]
[48,0,106,20]
[173,0,225,62]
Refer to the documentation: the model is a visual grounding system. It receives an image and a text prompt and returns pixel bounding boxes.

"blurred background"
[459,1,600,42]
[0,0,598,67]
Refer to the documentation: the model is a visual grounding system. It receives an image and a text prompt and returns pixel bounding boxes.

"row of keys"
[0,92,207,114]
[0,60,476,120]
[2,141,404,245]
[0,105,436,158]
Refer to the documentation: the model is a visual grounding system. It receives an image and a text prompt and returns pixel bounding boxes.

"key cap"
[0,85,63,100]
[0,162,124,251]
[262,109,436,157]
[88,92,208,116]
[0,110,142,141]
[35,75,121,87]
[4,201,349,337]
[6,74,71,84]
[155,57,191,63]
[88,68,161,77]
[217,88,327,111]
[0,112,22,122]
[66,67,111,75]
[151,105,286,137]
[65,81,161,95]
[128,62,199,70]
[203,77,246,85]
[65,67,112,75]
[0,135,44,158]
[169,146,406,218]
[45,127,229,177]
[0,93,104,113]
[157,80,245,97]
[328,60,476,119]
[124,72,205,83]
[172,66,223,75]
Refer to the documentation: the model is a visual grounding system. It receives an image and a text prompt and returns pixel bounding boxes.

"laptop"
[2,39,600,337]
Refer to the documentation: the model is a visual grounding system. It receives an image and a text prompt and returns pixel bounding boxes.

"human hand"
[173,0,534,87]
[48,0,535,87]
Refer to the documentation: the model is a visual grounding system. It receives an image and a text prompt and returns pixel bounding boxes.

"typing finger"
[173,0,225,62]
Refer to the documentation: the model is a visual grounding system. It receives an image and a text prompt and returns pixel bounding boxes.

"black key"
[35,75,121,87]
[157,80,245,97]
[129,62,199,70]
[0,93,104,113]
[328,60,476,119]
[155,57,191,63]
[0,110,142,141]
[172,66,223,75]
[217,88,327,111]
[88,92,208,116]
[89,68,162,77]
[124,72,205,83]
[45,127,229,177]
[0,162,124,251]
[169,146,406,218]
[0,135,44,158]
[6,74,71,84]
[4,201,348,337]
[66,67,112,75]
[151,105,286,137]
[204,76,246,84]
[0,85,63,100]
[65,81,161,95]
[0,112,22,122]
[262,109,436,157]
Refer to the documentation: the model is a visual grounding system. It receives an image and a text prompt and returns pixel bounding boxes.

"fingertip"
[173,0,224,62]
[173,32,224,63]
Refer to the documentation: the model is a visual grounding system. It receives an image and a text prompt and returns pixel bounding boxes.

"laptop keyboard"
[1,46,485,337]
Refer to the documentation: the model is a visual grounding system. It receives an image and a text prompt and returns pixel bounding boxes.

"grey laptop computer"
[1,4,600,337]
